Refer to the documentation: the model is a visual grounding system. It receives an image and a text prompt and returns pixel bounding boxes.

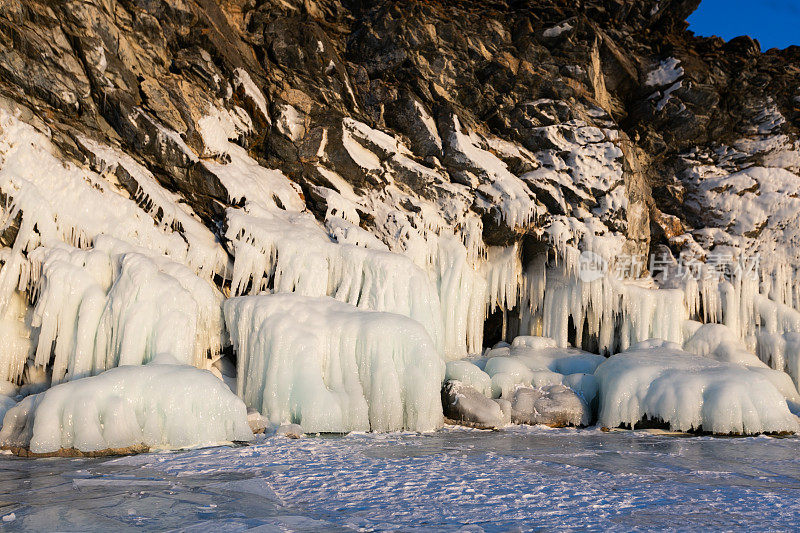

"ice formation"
[445,360,492,398]
[76,136,229,279]
[0,290,33,383]
[446,115,538,229]
[441,380,508,428]
[0,356,252,454]
[509,384,590,427]
[0,106,230,386]
[225,204,447,355]
[27,238,224,384]
[482,338,605,401]
[224,294,445,433]
[198,108,304,211]
[595,342,799,434]
[0,63,798,443]
[0,108,225,281]
[445,336,604,412]
[0,394,15,425]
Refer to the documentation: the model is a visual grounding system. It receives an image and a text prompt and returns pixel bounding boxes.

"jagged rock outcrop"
[2,0,796,255]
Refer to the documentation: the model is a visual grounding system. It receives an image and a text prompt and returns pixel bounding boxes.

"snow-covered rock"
[485,356,535,398]
[275,424,304,439]
[246,408,269,434]
[595,343,799,435]
[224,294,445,433]
[510,385,590,427]
[0,356,252,455]
[445,336,597,426]
[441,380,508,429]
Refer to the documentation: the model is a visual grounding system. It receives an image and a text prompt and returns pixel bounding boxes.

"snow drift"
[0,356,252,454]
[224,293,445,433]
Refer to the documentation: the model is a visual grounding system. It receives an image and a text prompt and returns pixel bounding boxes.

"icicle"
[224,293,445,433]
[482,244,523,316]
[225,204,446,355]
[26,241,224,382]
[434,236,487,357]
[0,107,227,288]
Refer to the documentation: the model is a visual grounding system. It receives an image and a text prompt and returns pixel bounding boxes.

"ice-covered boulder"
[510,385,591,427]
[224,294,445,433]
[0,356,252,455]
[246,408,269,434]
[595,344,800,435]
[563,373,600,409]
[445,360,492,397]
[441,380,508,429]
[530,369,566,389]
[275,424,304,439]
[485,356,534,398]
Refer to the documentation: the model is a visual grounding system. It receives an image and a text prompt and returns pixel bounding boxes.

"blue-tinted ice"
[2,426,800,531]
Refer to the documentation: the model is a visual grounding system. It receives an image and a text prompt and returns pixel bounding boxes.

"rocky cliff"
[0,0,799,383]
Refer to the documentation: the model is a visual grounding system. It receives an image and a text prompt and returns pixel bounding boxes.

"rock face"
[3,0,796,259]
[0,0,799,409]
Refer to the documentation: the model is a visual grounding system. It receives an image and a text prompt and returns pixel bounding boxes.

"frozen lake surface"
[2,426,800,531]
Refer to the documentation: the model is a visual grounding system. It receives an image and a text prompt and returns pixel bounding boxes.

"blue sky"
[687,0,800,50]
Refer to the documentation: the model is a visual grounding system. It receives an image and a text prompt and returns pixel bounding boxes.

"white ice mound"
[595,343,800,435]
[224,294,445,433]
[681,323,800,409]
[0,356,252,454]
